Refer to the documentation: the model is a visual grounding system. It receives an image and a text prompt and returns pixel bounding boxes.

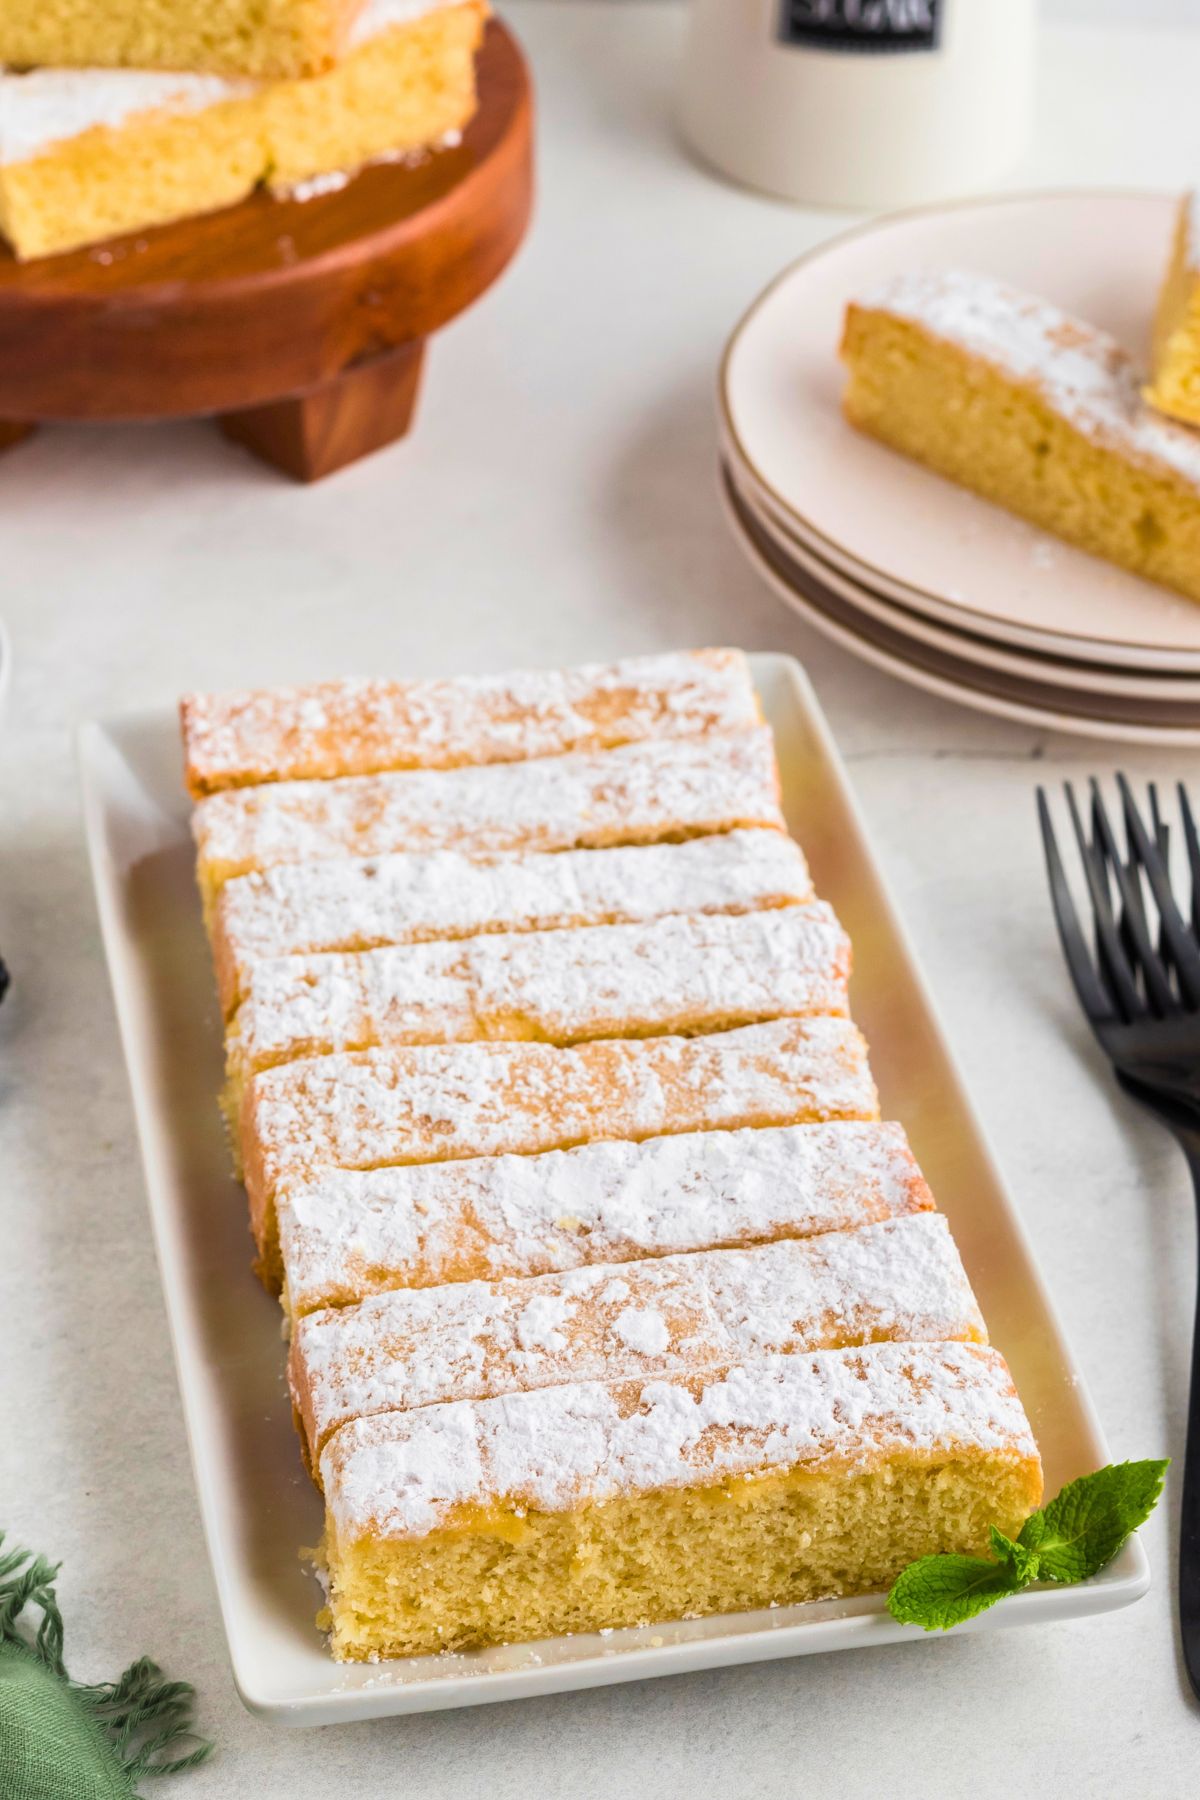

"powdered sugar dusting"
[320,1341,1037,1541]
[194,727,784,890]
[613,1307,671,1356]
[213,828,811,1013]
[0,0,459,166]
[230,902,851,1079]
[513,1294,572,1355]
[349,0,462,47]
[183,649,760,795]
[0,67,252,164]
[290,1217,985,1461]
[858,269,1200,486]
[282,168,351,202]
[244,1016,880,1239]
[277,1119,934,1315]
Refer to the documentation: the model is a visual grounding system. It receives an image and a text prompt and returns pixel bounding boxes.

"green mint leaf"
[988,1525,1040,1586]
[1017,1459,1169,1583]
[887,1460,1168,1632]
[887,1554,1021,1632]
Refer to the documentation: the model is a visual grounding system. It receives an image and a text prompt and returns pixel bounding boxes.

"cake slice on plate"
[289,1215,986,1471]
[241,1015,879,1284]
[181,649,762,795]
[1146,192,1200,429]
[191,726,786,910]
[276,1119,936,1318]
[318,1341,1042,1659]
[841,269,1200,604]
[211,829,812,1017]
[223,902,851,1108]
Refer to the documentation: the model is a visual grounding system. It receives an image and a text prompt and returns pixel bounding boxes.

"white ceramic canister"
[679,0,1035,211]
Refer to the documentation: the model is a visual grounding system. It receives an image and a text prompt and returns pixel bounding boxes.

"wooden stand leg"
[0,422,35,455]
[218,340,426,482]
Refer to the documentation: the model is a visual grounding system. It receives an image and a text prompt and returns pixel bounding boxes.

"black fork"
[1039,776,1200,1700]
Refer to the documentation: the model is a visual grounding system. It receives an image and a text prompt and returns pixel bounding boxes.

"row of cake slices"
[182,649,1042,1662]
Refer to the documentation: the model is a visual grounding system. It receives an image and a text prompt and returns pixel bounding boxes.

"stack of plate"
[719,190,1200,745]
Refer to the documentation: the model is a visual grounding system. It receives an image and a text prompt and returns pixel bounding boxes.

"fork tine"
[1088,783,1116,914]
[1150,782,1170,859]
[1148,783,1172,961]
[1088,778,1177,1016]
[1117,773,1200,1009]
[1037,788,1121,1027]
[1178,782,1200,940]
[1037,790,1119,1027]
[1065,784,1146,1021]
[1095,778,1154,978]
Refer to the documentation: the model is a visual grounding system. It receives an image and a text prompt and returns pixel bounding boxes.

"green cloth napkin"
[0,1535,212,1799]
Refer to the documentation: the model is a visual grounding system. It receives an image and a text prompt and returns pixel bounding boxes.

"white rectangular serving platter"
[77,652,1148,1726]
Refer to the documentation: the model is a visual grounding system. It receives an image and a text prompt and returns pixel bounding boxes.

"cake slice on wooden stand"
[0,2,488,259]
[0,8,531,478]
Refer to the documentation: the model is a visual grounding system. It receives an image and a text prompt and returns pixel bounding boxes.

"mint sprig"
[887,1459,1168,1632]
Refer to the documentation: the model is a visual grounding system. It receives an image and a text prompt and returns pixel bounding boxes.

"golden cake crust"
[1145,193,1200,429]
[242,1015,880,1284]
[211,828,812,1017]
[192,726,785,908]
[225,902,852,1100]
[276,1119,935,1318]
[322,1341,1038,1540]
[182,649,762,796]
[289,1217,986,1471]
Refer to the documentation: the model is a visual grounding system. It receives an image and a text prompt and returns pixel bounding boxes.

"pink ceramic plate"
[721,466,1200,747]
[729,463,1200,705]
[720,190,1200,671]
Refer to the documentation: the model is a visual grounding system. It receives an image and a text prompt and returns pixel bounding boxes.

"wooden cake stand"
[0,20,532,481]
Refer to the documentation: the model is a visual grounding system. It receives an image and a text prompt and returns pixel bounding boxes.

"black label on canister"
[778,0,942,53]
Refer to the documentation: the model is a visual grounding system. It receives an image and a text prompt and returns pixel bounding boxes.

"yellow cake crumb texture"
[327,1453,1035,1659]
[318,1343,1042,1659]
[0,0,365,78]
[175,649,1042,1663]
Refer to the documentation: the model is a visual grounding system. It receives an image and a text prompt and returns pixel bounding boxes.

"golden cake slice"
[278,1120,935,1319]
[290,1216,986,1472]
[181,649,761,796]
[841,269,1200,605]
[243,1016,879,1285]
[0,0,486,260]
[0,0,366,79]
[192,726,785,912]
[318,1340,1042,1659]
[224,903,851,1112]
[1146,193,1200,428]
[212,828,810,1017]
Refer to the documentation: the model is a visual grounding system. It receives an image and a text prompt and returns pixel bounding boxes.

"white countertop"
[2,4,1199,1794]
